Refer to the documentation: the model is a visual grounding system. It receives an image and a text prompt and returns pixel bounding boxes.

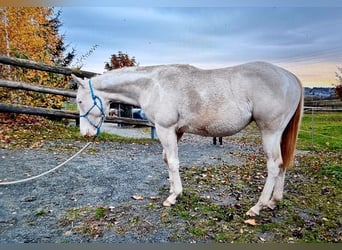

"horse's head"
[72,74,106,137]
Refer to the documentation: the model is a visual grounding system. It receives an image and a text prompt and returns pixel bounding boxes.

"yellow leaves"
[2,7,52,56]
[0,7,69,109]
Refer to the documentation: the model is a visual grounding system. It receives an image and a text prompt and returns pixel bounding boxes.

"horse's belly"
[180,118,251,137]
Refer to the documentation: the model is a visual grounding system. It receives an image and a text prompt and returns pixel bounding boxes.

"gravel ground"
[0,127,253,243]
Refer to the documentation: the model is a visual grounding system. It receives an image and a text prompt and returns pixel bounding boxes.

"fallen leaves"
[0,114,82,149]
[132,195,160,201]
[244,219,257,226]
[0,113,45,126]
[132,195,144,200]
[30,140,45,149]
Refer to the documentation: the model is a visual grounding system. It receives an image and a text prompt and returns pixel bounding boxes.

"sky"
[59,3,342,87]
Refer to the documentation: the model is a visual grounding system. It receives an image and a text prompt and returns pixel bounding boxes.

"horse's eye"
[78,100,82,104]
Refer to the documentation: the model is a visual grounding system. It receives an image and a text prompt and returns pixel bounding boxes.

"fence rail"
[304,98,342,111]
[0,102,78,119]
[0,55,97,78]
[0,78,76,98]
[304,106,342,112]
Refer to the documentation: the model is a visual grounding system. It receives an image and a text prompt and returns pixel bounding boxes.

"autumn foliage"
[105,51,137,71]
[0,7,75,108]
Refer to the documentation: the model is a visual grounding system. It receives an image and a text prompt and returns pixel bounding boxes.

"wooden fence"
[0,55,153,129]
[304,98,342,112]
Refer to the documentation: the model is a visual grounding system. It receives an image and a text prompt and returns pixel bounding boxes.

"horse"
[72,61,303,216]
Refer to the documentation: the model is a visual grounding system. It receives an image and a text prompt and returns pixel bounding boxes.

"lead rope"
[0,141,92,185]
[1,81,103,185]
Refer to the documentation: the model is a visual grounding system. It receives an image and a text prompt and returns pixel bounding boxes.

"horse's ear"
[71,74,85,88]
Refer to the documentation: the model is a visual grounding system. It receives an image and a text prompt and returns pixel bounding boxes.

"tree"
[104,52,138,118]
[0,7,75,108]
[104,51,137,71]
[335,67,342,99]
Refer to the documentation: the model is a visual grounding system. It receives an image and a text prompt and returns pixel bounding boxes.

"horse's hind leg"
[157,125,183,206]
[268,168,286,209]
[247,131,283,216]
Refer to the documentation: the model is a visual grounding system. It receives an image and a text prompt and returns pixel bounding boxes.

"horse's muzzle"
[80,128,97,138]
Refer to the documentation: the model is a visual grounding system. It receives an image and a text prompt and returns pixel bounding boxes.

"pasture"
[0,112,341,242]
[298,112,342,151]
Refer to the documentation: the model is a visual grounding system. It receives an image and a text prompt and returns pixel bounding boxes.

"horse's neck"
[97,72,153,107]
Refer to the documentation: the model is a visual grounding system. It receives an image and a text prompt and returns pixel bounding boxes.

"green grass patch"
[35,208,47,217]
[61,102,78,111]
[59,206,110,238]
[298,112,342,151]
[58,203,160,239]
[94,207,108,220]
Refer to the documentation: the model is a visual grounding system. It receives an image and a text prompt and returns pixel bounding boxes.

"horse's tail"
[281,86,303,169]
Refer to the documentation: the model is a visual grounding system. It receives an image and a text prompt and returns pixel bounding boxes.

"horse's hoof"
[267,201,277,210]
[246,207,259,216]
[163,199,172,207]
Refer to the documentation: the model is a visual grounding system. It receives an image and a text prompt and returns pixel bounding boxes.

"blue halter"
[79,80,105,136]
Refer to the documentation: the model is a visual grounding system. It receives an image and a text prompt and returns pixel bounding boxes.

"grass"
[58,206,110,238]
[297,112,342,151]
[35,208,47,217]
[61,102,78,111]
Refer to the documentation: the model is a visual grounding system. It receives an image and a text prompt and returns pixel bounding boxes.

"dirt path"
[0,130,252,243]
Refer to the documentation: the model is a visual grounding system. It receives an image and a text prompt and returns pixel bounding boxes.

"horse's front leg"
[156,125,182,206]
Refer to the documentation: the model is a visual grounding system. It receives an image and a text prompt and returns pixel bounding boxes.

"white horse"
[72,61,303,216]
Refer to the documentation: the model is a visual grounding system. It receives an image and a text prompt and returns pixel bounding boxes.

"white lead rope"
[0,142,93,185]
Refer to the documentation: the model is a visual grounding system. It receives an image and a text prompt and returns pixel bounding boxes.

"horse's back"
[156,61,301,96]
